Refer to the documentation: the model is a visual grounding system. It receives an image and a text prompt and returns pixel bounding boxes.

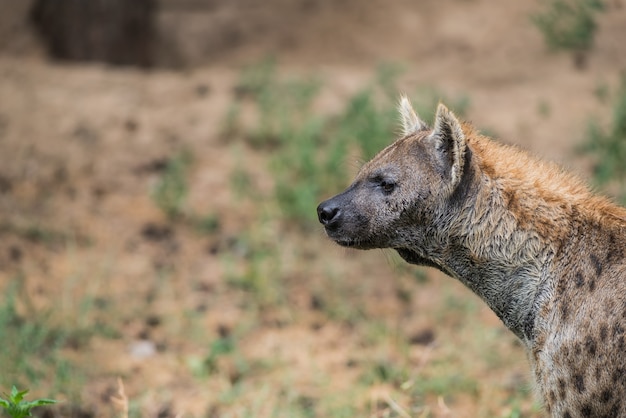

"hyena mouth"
[323,230,358,247]
[334,238,357,247]
[331,236,377,250]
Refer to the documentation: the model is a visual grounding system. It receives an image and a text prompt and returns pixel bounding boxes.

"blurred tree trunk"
[30,0,157,67]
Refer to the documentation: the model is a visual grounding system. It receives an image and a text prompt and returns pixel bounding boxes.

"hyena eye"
[380,179,396,194]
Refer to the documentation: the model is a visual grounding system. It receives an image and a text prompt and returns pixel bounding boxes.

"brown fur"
[317,98,626,417]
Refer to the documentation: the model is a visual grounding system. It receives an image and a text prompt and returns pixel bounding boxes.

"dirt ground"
[0,1,625,417]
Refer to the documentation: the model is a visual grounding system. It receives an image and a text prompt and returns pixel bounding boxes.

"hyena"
[317,97,626,417]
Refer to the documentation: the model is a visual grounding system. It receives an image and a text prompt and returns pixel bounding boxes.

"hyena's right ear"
[398,95,428,136]
[429,103,467,189]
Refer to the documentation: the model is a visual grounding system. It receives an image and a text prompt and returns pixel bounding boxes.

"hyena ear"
[398,95,428,136]
[429,103,467,187]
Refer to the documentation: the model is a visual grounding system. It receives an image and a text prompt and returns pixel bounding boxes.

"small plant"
[0,386,57,418]
[223,230,284,308]
[194,213,221,235]
[584,76,626,203]
[537,99,552,118]
[531,0,605,67]
[233,57,320,149]
[203,336,235,374]
[152,150,192,220]
[359,359,409,387]
[229,148,255,199]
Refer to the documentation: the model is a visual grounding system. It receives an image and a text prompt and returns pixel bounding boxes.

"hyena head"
[317,97,471,253]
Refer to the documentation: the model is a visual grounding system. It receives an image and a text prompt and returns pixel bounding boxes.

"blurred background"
[0,0,624,416]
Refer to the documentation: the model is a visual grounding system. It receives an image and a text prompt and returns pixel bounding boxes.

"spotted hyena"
[317,97,626,417]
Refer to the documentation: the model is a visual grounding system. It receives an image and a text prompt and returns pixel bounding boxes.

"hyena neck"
[399,133,625,343]
[441,179,554,343]
[400,147,560,343]
[431,133,626,342]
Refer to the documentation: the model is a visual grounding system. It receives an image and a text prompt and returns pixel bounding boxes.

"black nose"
[317,201,340,225]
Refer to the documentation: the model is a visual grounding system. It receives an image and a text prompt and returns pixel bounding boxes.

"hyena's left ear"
[429,103,467,188]
[398,95,428,136]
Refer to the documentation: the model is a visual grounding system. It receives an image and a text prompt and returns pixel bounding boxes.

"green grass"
[583,75,626,203]
[410,373,479,399]
[230,151,255,199]
[151,149,192,220]
[359,358,410,387]
[531,0,605,66]
[222,225,287,310]
[0,247,123,405]
[0,278,84,400]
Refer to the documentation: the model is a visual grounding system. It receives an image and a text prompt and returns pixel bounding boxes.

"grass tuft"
[531,0,605,67]
[152,150,192,220]
[583,75,626,203]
